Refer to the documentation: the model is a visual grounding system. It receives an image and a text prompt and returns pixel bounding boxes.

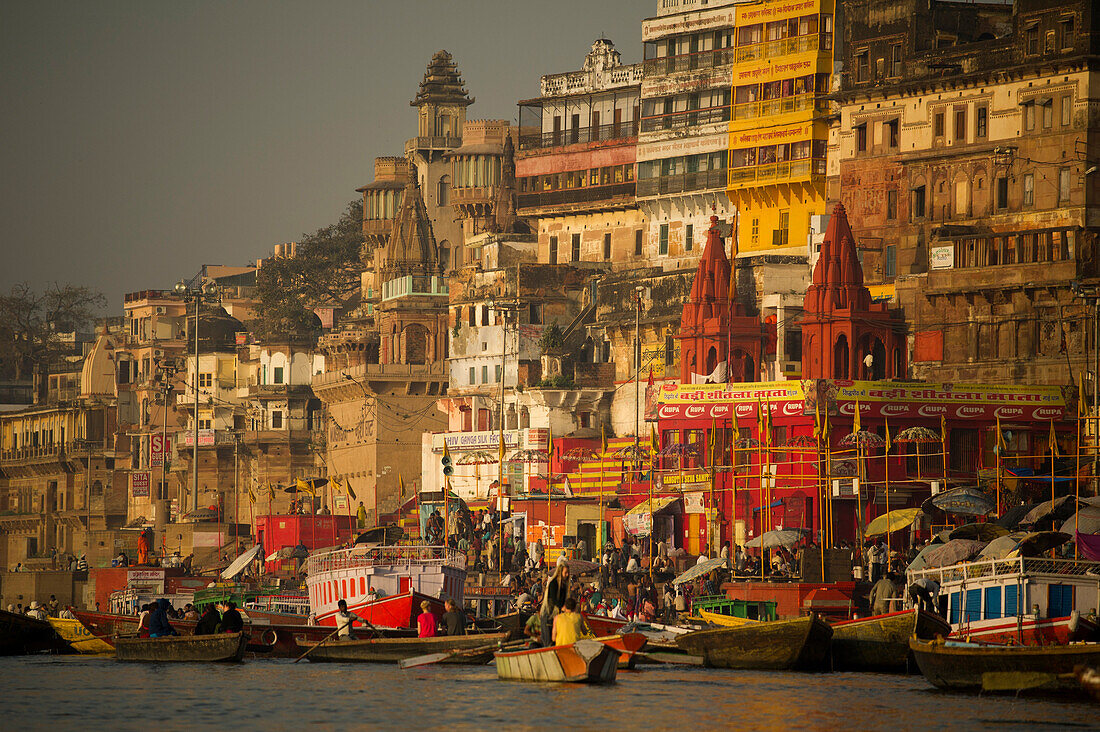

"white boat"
[305,544,467,627]
[907,555,1100,645]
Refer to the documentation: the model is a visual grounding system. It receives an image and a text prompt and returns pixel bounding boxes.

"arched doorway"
[872,338,886,380]
[403,324,430,365]
[833,334,849,379]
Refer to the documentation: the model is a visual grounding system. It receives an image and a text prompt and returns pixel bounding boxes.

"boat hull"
[495,639,619,683]
[115,632,249,662]
[951,614,1099,646]
[0,609,66,656]
[910,638,1100,693]
[48,617,115,655]
[594,632,648,668]
[299,632,510,663]
[676,615,833,671]
[831,609,951,673]
[315,590,445,629]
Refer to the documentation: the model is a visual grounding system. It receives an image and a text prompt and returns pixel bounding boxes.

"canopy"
[949,523,1009,542]
[919,539,987,569]
[930,487,994,517]
[625,497,679,517]
[865,508,922,536]
[744,528,808,550]
[672,556,726,586]
[1058,506,1100,536]
[220,544,264,580]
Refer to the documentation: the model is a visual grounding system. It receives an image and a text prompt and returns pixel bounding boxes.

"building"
[831,0,1100,385]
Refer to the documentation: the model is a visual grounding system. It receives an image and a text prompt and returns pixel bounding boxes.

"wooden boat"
[583,613,628,637]
[48,617,114,655]
[697,608,761,628]
[594,632,647,668]
[830,608,951,673]
[298,631,510,663]
[115,632,249,662]
[910,638,1100,694]
[1076,665,1100,701]
[0,609,68,655]
[676,615,833,671]
[495,638,619,683]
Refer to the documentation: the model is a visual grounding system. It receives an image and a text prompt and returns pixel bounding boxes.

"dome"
[188,306,245,353]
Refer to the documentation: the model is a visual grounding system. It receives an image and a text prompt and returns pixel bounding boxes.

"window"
[1060,18,1075,50]
[549,235,558,265]
[634,229,643,256]
[855,123,867,152]
[885,245,897,277]
[855,50,869,83]
[954,108,966,141]
[198,373,212,388]
[976,106,988,138]
[481,305,489,326]
[685,224,693,252]
[1062,95,1072,126]
[933,112,944,138]
[1059,168,1071,203]
[890,43,902,77]
[437,175,449,206]
[886,119,899,148]
[467,306,475,327]
[494,365,501,383]
[469,367,476,385]
[1023,174,1034,207]
[600,232,611,260]
[273,366,284,384]
[1025,24,1039,55]
[271,411,283,429]
[1043,100,1053,129]
[774,210,790,246]
[912,185,926,219]
[995,177,1009,210]
[751,218,759,243]
[659,224,669,255]
[571,233,581,262]
[198,418,212,430]
[664,335,676,366]
[886,189,897,220]
[1024,102,1035,131]
[481,365,488,383]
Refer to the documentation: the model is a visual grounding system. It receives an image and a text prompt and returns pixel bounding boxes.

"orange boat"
[495,638,619,683]
[594,632,647,668]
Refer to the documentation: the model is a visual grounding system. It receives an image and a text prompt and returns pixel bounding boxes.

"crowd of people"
[7,595,75,620]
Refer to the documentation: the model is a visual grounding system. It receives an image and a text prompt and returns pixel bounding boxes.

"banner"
[655,381,806,421]
[833,381,1069,421]
[150,434,170,468]
[735,0,826,25]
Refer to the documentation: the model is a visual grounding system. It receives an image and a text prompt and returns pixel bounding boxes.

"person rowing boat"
[334,599,366,640]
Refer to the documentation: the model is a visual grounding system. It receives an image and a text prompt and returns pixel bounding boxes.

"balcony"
[731,34,827,65]
[518,121,638,152]
[363,219,392,238]
[517,181,635,211]
[406,135,462,154]
[380,275,448,302]
[635,169,727,198]
[643,47,734,76]
[451,186,495,205]
[727,158,826,191]
[731,94,827,123]
[640,106,730,134]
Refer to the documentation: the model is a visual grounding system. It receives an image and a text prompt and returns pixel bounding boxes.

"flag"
[709,417,717,469]
[266,483,275,500]
[601,422,608,456]
[996,415,1006,454]
[1049,419,1060,457]
[247,485,257,504]
[884,415,892,453]
[650,425,659,455]
[346,479,357,501]
[547,424,554,464]
[814,399,822,441]
[398,474,405,500]
[757,398,766,442]
[295,478,314,496]
[852,398,862,434]
[940,414,947,442]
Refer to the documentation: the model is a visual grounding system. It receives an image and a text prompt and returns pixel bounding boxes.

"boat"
[0,609,67,655]
[114,632,249,662]
[697,608,761,628]
[830,608,951,672]
[594,632,648,668]
[305,544,466,628]
[911,638,1100,694]
[298,631,510,663]
[1076,665,1100,701]
[48,617,115,655]
[495,638,619,683]
[584,612,628,637]
[676,615,833,671]
[906,555,1100,645]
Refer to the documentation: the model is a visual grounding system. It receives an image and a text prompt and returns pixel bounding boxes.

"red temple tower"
[801,203,907,380]
[679,215,766,383]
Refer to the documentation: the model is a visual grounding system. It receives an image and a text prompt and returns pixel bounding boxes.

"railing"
[246,594,310,616]
[731,94,826,122]
[0,442,98,462]
[732,34,826,65]
[644,47,735,76]
[312,361,447,387]
[519,121,638,151]
[636,169,727,198]
[640,106,730,133]
[907,556,1100,586]
[306,544,466,576]
[727,158,826,189]
[517,181,634,210]
[407,135,461,151]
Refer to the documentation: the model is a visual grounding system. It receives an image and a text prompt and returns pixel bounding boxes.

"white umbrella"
[672,556,726,586]
[744,528,808,549]
[220,544,264,580]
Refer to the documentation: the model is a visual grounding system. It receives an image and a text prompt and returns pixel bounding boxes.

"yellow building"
[727,0,833,255]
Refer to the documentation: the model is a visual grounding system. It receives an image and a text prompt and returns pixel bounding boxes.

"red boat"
[312,589,446,629]
[584,613,628,637]
[951,613,1100,646]
[595,632,648,668]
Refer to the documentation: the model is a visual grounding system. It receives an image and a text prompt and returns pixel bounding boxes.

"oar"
[294,627,341,664]
[399,639,525,670]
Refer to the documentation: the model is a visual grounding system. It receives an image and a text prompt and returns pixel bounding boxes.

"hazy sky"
[1,1,647,313]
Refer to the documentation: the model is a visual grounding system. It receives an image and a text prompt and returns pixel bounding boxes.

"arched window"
[834,334,850,379]
[439,240,451,271]
[437,175,450,207]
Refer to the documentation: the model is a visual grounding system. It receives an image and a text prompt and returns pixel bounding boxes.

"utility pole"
[175,279,220,514]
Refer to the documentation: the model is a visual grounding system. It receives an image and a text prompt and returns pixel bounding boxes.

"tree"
[253,199,365,339]
[0,282,106,380]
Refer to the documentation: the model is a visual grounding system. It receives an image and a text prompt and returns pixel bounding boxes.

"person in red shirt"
[417,600,438,638]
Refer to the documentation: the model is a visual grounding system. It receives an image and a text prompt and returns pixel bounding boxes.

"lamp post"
[152,356,179,535]
[174,279,221,515]
[1071,280,1099,493]
[634,285,645,483]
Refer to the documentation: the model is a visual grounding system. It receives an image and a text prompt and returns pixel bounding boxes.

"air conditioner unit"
[153,349,164,358]
[155,306,166,315]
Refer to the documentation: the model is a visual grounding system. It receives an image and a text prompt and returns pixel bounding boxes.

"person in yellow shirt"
[552,597,591,646]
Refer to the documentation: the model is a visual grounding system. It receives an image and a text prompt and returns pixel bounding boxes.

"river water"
[2,656,1095,731]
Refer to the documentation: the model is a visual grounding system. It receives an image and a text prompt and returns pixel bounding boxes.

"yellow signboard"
[735,0,831,26]
[730,120,820,149]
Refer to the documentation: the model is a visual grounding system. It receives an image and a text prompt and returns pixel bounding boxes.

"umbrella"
[563,446,601,461]
[455,450,497,465]
[735,436,762,448]
[906,542,943,572]
[508,448,548,464]
[562,558,599,575]
[949,523,1010,542]
[1005,531,1072,558]
[672,556,726,586]
[996,502,1038,529]
[263,545,310,562]
[1058,506,1100,535]
[782,435,819,449]
[839,430,885,448]
[220,544,264,580]
[744,528,809,549]
[930,486,994,517]
[182,508,218,522]
[613,444,652,461]
[354,525,405,545]
[919,539,987,568]
[893,427,941,443]
[661,443,701,458]
[1020,495,1079,527]
[864,508,922,536]
[976,532,1030,561]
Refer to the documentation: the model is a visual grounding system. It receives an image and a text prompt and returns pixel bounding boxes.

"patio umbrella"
[906,542,944,572]
[976,532,1030,561]
[996,502,1038,529]
[563,446,601,461]
[838,430,885,448]
[1058,506,1100,536]
[744,528,809,549]
[613,444,652,461]
[1005,531,1072,558]
[919,538,987,568]
[929,486,994,517]
[949,522,1010,542]
[182,508,218,522]
[660,443,702,458]
[864,508,922,536]
[456,450,497,466]
[1021,495,1079,528]
[562,558,599,575]
[672,556,726,586]
[893,426,941,443]
[782,435,819,449]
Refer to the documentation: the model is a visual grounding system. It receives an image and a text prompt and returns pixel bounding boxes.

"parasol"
[744,528,809,549]
[782,435,819,449]
[996,502,1038,529]
[508,448,548,464]
[929,486,994,517]
[661,443,702,458]
[672,556,727,586]
[455,450,497,466]
[918,538,987,568]
[182,508,218,522]
[1058,506,1100,536]
[893,427,941,443]
[220,544,264,580]
[1020,495,1079,528]
[949,523,1010,542]
[838,430,885,448]
[864,508,922,536]
[563,446,601,461]
[613,444,652,461]
[562,558,600,575]
[734,436,762,449]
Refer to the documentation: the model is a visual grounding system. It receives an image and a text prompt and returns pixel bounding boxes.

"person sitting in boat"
[194,604,221,635]
[25,601,48,621]
[551,598,591,647]
[539,557,571,647]
[59,606,76,620]
[417,600,439,638]
[136,603,154,637]
[333,599,365,639]
[215,601,244,634]
[869,573,899,616]
[182,603,200,621]
[147,599,179,638]
[441,599,466,636]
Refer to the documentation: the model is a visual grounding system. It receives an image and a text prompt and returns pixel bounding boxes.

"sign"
[655,380,807,421]
[131,471,151,498]
[834,381,1069,422]
[642,6,738,41]
[683,491,707,514]
[333,494,349,512]
[930,245,954,270]
[731,51,830,86]
[439,430,521,452]
[127,569,165,583]
[641,67,734,99]
[182,430,215,447]
[735,0,824,25]
[466,586,513,598]
[637,130,730,161]
[731,120,817,149]
[150,434,170,468]
[525,523,565,546]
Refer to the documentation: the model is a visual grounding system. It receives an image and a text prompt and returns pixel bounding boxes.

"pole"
[1075,392,1082,561]
[192,296,200,514]
[883,420,890,553]
[634,288,642,486]
[233,433,239,551]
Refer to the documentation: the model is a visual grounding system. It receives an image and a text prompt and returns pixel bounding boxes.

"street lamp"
[175,279,221,514]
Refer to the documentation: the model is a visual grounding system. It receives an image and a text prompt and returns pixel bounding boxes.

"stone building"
[831,0,1100,385]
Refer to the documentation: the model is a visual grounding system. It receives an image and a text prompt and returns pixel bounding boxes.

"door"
[577,523,595,560]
